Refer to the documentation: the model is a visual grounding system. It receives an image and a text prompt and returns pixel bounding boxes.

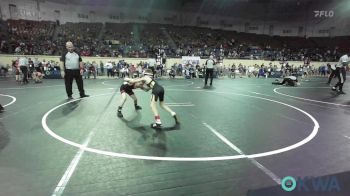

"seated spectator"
[88,63,97,79]
[169,67,176,79]
[32,70,43,83]
[0,64,9,77]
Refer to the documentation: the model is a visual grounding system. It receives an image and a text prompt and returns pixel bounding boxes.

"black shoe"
[338,91,346,95]
[117,110,123,118]
[151,123,162,129]
[135,105,142,110]
[80,94,89,98]
[0,105,4,113]
[173,114,180,124]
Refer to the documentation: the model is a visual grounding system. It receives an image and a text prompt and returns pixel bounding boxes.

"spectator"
[99,61,104,76]
[106,60,113,77]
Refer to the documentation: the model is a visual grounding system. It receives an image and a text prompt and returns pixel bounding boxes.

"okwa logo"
[281,176,341,192]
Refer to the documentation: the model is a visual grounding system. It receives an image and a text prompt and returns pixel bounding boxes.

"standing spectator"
[204,55,216,87]
[148,58,156,77]
[83,62,89,79]
[106,60,112,77]
[42,59,47,72]
[137,64,143,77]
[28,58,34,78]
[332,53,349,94]
[19,56,29,84]
[12,59,20,82]
[89,62,97,79]
[60,41,89,99]
[99,61,104,76]
[111,62,117,78]
[121,66,127,78]
[33,57,40,72]
[169,66,176,78]
[177,63,183,76]
[230,64,236,79]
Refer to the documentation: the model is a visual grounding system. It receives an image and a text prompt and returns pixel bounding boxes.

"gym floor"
[1,76,350,196]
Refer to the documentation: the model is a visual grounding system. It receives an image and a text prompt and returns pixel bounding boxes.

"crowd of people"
[1,40,348,125]
[1,19,349,62]
[5,53,344,86]
[1,19,349,97]
[1,19,56,55]
[1,56,61,83]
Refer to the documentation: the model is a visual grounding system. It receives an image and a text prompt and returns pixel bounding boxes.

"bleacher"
[0,19,349,61]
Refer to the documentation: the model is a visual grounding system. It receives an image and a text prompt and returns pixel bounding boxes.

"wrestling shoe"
[80,94,90,98]
[173,114,180,124]
[117,110,123,118]
[151,123,162,129]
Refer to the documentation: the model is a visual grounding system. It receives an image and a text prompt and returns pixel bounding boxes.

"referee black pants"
[327,69,336,84]
[334,67,346,91]
[65,69,85,97]
[205,68,214,86]
[20,66,29,83]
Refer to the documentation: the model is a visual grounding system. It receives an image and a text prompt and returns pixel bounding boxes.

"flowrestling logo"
[314,10,334,18]
[281,176,341,192]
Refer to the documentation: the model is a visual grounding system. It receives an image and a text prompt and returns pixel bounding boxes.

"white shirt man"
[106,61,113,69]
[60,41,88,99]
[18,57,28,68]
[332,54,349,94]
[18,56,29,84]
[148,59,156,68]
[337,54,349,68]
[204,55,216,86]
[105,61,113,77]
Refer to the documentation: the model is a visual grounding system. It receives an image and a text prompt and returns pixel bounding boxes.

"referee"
[60,41,89,99]
[332,54,349,94]
[19,56,29,84]
[327,63,336,84]
[204,55,216,87]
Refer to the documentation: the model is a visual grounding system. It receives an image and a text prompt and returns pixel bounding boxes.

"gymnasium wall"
[1,0,349,37]
[0,55,335,70]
